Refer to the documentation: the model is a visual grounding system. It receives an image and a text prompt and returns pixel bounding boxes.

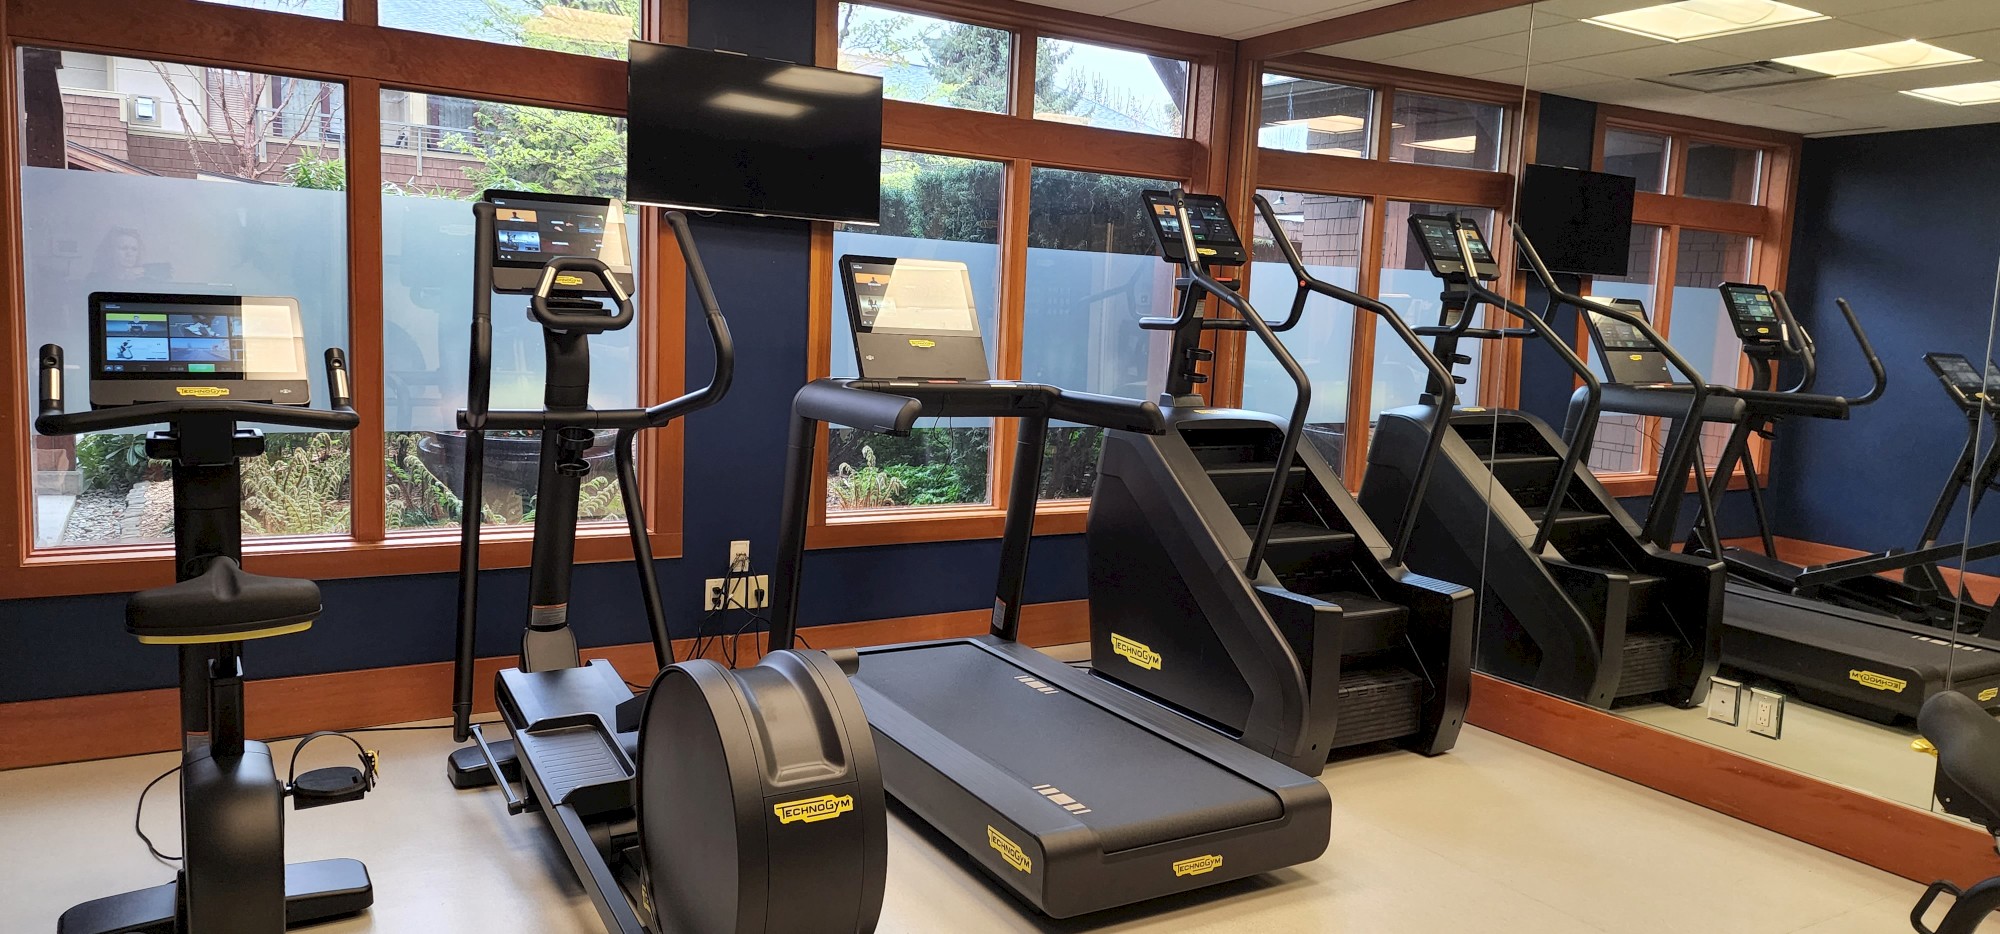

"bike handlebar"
[35,344,361,437]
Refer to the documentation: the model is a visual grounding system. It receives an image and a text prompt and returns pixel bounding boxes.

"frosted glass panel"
[381,194,640,529]
[21,167,350,547]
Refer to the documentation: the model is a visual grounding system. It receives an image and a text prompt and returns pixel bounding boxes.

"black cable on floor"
[135,765,181,864]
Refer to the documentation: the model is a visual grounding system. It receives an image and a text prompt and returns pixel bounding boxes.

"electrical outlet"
[726,574,769,610]
[1748,688,1785,739]
[704,578,727,611]
[1706,676,1742,726]
[729,539,751,573]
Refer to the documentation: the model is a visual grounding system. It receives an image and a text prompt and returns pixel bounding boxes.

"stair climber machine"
[40,293,372,933]
[769,205,1331,919]
[442,192,886,934]
[1084,189,1474,773]
[1362,214,1726,710]
[1617,281,2000,723]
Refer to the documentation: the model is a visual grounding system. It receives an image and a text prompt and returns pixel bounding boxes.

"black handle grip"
[530,256,634,332]
[325,348,353,411]
[1048,391,1166,434]
[38,344,63,422]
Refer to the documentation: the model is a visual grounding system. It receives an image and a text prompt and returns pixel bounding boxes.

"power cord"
[135,766,182,864]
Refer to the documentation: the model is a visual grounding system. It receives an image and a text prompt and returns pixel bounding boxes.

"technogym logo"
[1110,633,1162,671]
[772,794,854,825]
[987,826,1031,874]
[1172,854,1224,878]
[1849,670,1909,693]
[174,386,229,397]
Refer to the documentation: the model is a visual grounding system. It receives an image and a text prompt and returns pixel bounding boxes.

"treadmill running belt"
[1727,587,2000,682]
[853,643,1283,853]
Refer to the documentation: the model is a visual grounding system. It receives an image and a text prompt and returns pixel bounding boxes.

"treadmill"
[1574,282,2000,722]
[1899,353,2000,632]
[768,252,1331,919]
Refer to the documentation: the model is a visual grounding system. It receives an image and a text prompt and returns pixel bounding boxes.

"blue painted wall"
[0,0,1082,703]
[1774,122,2000,567]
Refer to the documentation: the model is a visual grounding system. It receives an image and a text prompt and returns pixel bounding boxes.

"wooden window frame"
[1244,53,1535,487]
[804,0,1234,549]
[1580,106,1801,500]
[0,0,695,599]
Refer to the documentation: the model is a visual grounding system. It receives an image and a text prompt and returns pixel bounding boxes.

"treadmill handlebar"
[36,344,362,437]
[794,379,1166,435]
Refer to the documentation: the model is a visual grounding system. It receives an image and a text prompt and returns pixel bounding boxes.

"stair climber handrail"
[1442,221,1600,555]
[1512,222,1721,552]
[1167,190,1310,580]
[1251,193,1454,567]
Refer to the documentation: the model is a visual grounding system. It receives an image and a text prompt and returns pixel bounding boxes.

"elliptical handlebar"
[35,344,361,437]
[1769,290,1818,393]
[1834,298,1887,406]
[529,256,634,333]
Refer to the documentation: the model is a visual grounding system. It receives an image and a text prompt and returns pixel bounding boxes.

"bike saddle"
[127,556,323,644]
[1920,691,2000,828]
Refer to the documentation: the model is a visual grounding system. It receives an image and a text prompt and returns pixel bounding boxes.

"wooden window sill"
[5,526,679,600]
[808,501,1090,549]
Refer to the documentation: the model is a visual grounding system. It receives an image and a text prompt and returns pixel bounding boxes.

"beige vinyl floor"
[0,719,1981,933]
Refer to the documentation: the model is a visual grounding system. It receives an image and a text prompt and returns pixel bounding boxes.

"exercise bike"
[1914,690,2000,932]
[39,292,372,933]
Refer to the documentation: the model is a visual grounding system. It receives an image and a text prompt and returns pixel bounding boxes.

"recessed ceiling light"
[1774,40,1977,78]
[1406,135,1479,153]
[1585,0,1826,43]
[1902,81,2000,106]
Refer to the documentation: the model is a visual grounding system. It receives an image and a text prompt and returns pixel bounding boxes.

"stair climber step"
[1532,507,1613,531]
[1334,666,1425,747]
[1254,522,1359,552]
[1204,461,1308,480]
[1615,632,1678,699]
[1308,590,1408,654]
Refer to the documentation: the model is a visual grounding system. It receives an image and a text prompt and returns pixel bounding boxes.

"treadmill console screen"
[1140,190,1246,265]
[1409,214,1498,280]
[1928,353,1985,396]
[1718,283,1784,343]
[90,292,311,406]
[485,189,635,295]
[1586,298,1653,350]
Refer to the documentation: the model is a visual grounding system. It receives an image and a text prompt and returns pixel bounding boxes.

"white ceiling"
[1315,0,2000,136]
[1018,0,1408,42]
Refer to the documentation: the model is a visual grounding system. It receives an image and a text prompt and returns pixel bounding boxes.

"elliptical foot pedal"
[448,738,519,789]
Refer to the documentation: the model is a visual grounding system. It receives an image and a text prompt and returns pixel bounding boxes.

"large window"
[4,1,675,597]
[1603,129,1667,194]
[826,150,1002,513]
[1390,91,1506,172]
[1244,190,1364,474]
[1022,168,1173,500]
[20,50,351,548]
[1582,225,1664,475]
[1375,201,1494,421]
[380,92,637,531]
[382,0,641,59]
[1034,38,1187,137]
[835,3,1011,113]
[1258,75,1373,158]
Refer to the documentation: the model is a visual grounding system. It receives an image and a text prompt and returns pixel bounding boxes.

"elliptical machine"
[444,192,885,934]
[39,293,372,933]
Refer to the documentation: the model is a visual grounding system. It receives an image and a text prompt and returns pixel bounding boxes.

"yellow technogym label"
[175,386,229,398]
[555,273,586,286]
[1848,670,1909,693]
[1110,633,1162,671]
[1173,854,1224,878]
[1629,354,1645,361]
[908,338,936,348]
[772,794,854,824]
[1982,688,1998,702]
[987,826,1031,874]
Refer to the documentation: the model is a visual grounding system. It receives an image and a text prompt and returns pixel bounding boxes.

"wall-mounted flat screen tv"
[627,41,883,224]
[1516,164,1636,277]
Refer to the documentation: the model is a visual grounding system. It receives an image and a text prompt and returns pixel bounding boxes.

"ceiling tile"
[1383,43,1549,77]
[1515,61,1628,90]
[1562,43,1742,78]
[1509,20,1663,62]
[1105,0,1300,38]
[1682,18,1902,60]
[1523,0,1657,19]
[1843,0,2000,39]
[1235,0,1396,17]
[1402,11,1541,46]
[1316,31,1455,62]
